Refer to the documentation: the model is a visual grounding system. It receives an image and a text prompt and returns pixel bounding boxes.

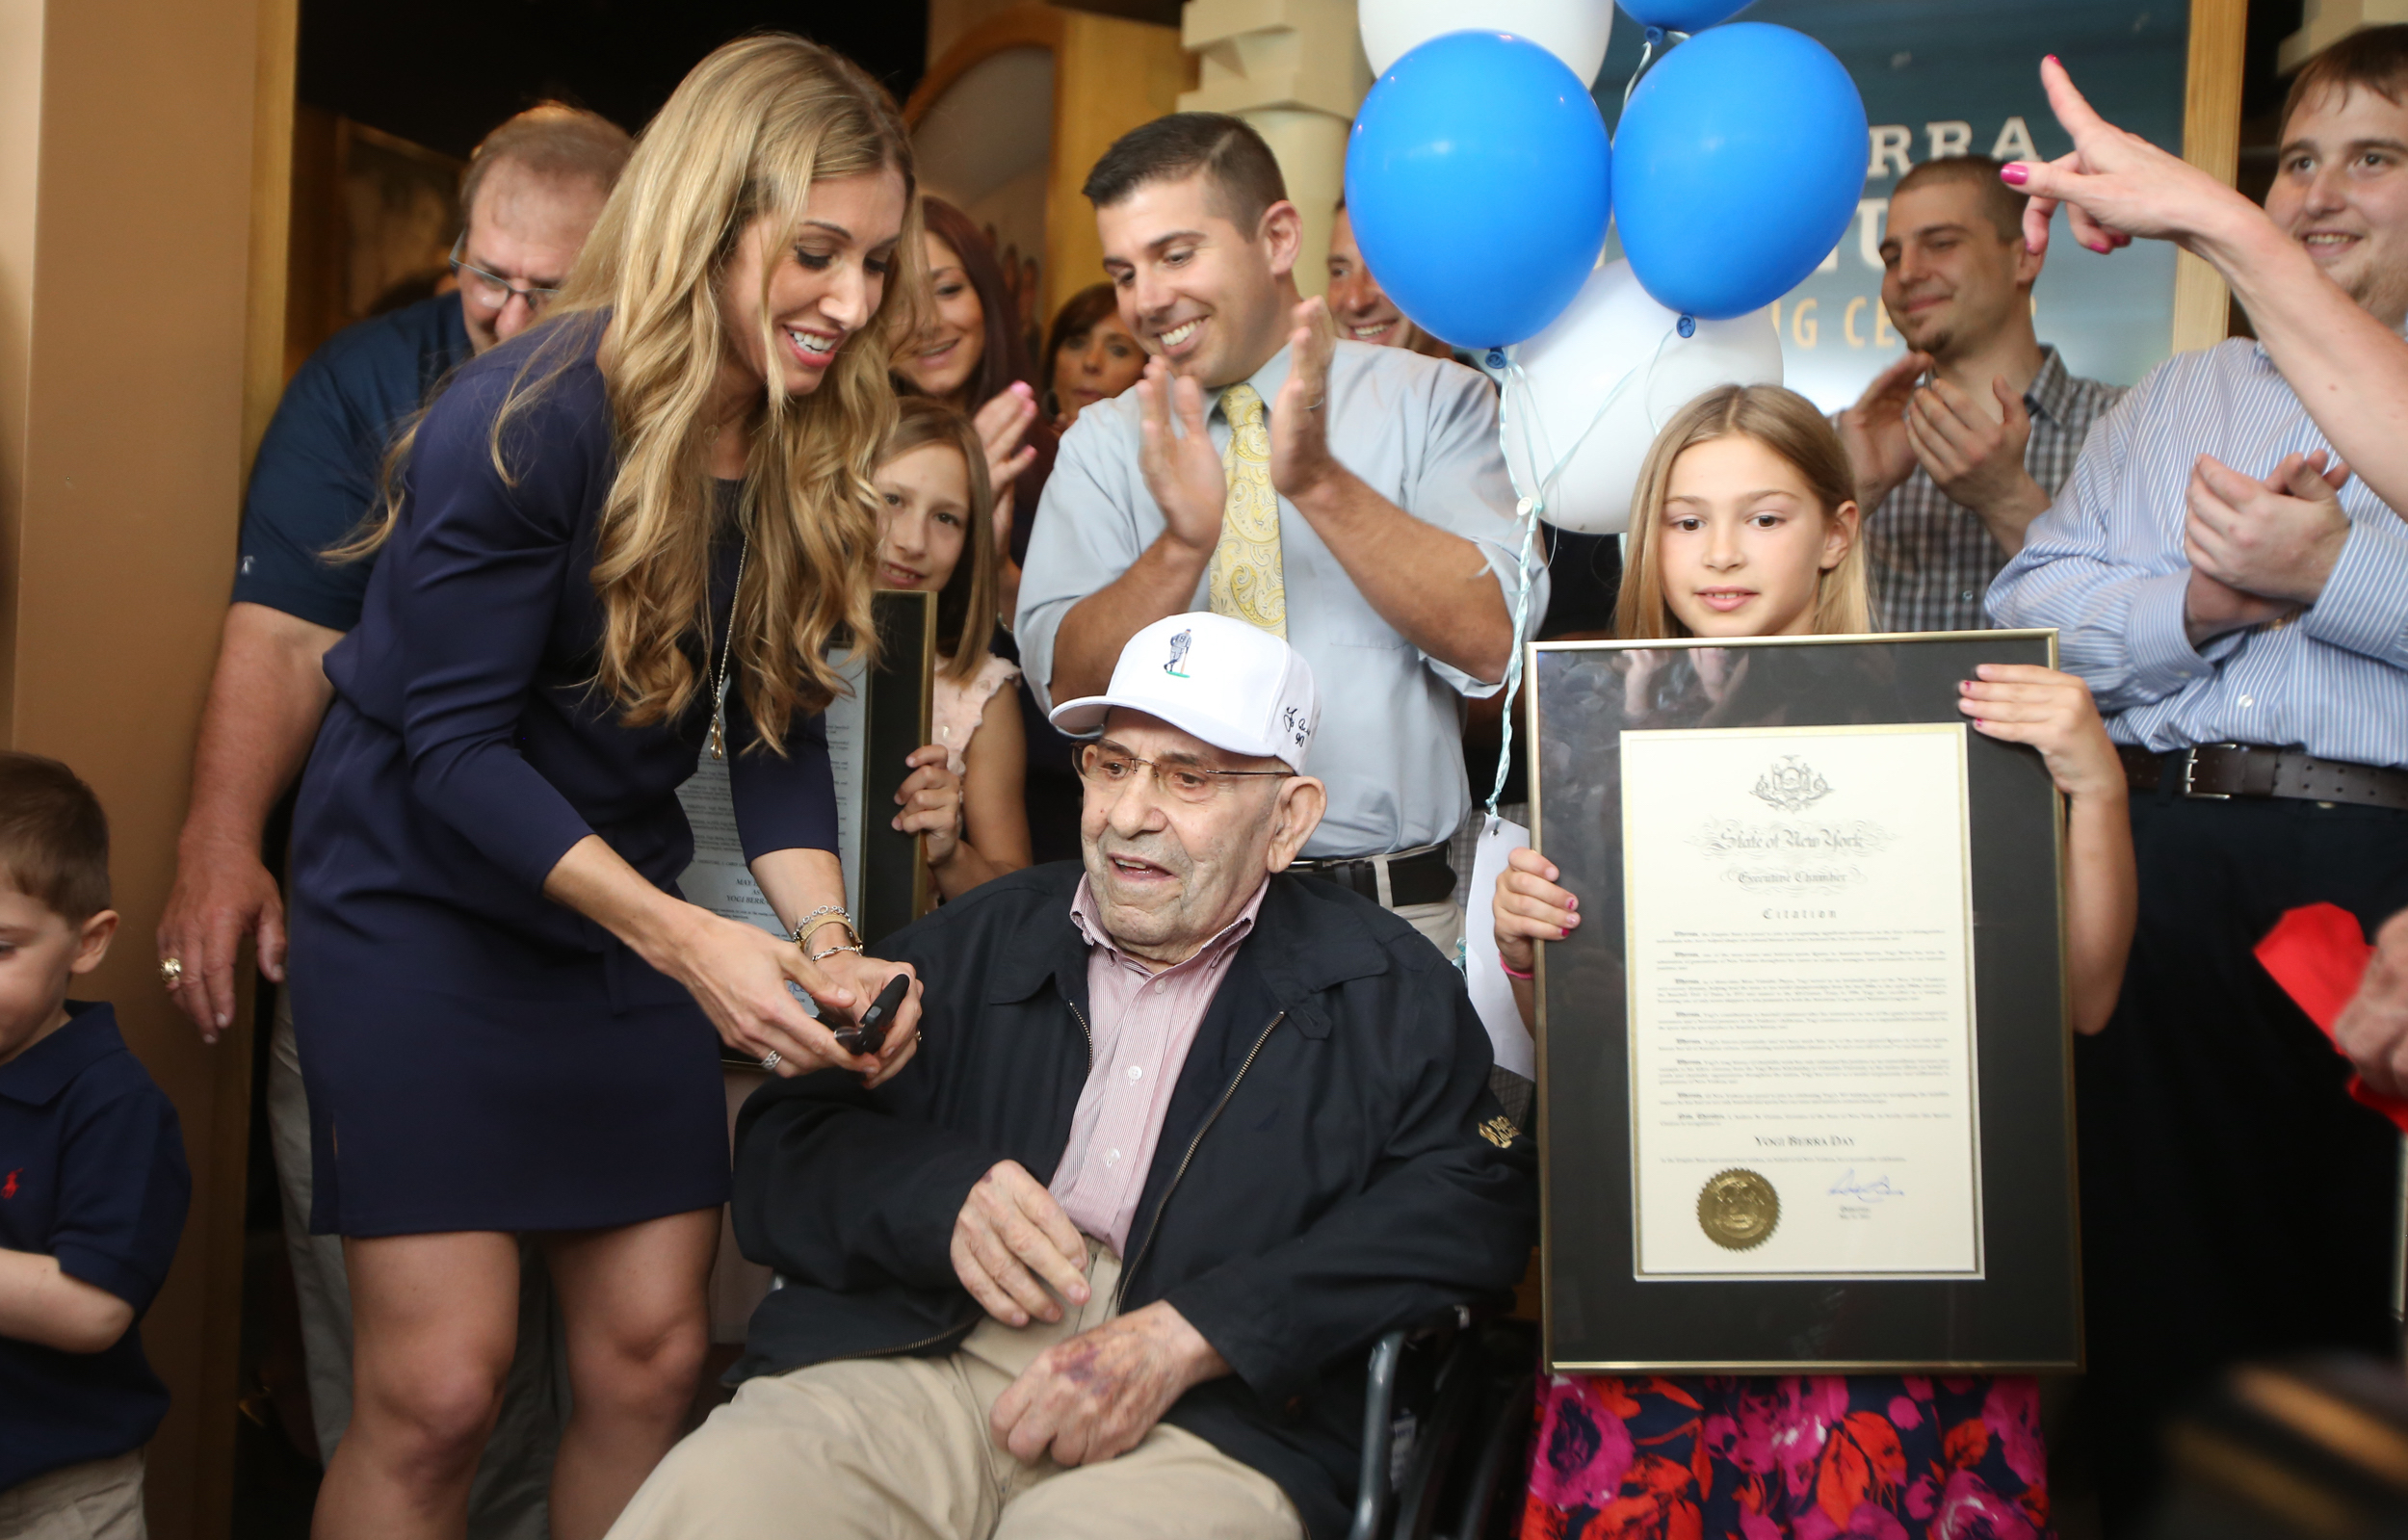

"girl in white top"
[878,397,1033,900]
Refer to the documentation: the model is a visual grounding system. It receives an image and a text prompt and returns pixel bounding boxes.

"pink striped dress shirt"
[1049,874,1269,1256]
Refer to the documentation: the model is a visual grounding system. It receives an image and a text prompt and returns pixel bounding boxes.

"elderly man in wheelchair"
[608,613,1537,1540]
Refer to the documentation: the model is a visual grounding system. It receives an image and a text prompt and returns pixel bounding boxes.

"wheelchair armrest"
[1349,1330,1410,1540]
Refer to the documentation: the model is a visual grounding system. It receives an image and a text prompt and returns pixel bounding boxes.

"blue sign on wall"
[1596,1,2191,411]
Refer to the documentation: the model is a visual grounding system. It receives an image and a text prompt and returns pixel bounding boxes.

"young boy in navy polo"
[0,753,189,1538]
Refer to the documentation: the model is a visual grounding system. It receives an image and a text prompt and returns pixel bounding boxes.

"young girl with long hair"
[290,36,929,1540]
[875,398,1032,899]
[1493,385,2136,1540]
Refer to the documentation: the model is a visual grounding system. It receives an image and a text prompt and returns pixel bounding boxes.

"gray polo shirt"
[1016,339,1539,860]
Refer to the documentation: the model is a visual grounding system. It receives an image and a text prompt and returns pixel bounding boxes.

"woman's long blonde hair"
[1615,384,1871,640]
[352,34,927,746]
[877,398,996,684]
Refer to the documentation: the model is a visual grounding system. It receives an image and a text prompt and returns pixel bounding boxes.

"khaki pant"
[609,1245,1300,1540]
[1393,897,1463,962]
[0,1452,144,1540]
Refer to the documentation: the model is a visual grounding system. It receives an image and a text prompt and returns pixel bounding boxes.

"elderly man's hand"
[989,1301,1229,1466]
[2337,911,2408,1102]
[953,1161,1090,1327]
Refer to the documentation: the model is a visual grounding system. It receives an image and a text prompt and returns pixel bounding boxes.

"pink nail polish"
[2000,164,2028,187]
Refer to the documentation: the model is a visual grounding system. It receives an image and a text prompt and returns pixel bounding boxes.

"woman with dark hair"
[891,196,1054,624]
[1040,281,1144,428]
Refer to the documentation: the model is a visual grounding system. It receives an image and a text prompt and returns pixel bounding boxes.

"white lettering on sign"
[1925,120,1974,159]
[1869,124,1914,178]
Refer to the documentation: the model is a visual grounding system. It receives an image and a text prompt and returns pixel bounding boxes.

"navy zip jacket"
[730,861,1536,1539]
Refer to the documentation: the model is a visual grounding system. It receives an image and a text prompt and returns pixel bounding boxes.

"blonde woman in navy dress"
[285,38,928,1540]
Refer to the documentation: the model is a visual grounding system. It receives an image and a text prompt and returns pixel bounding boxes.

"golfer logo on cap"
[1164,629,1192,679]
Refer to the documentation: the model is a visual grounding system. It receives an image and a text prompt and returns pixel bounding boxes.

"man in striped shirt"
[1990,30,2408,1533]
[1839,155,2121,633]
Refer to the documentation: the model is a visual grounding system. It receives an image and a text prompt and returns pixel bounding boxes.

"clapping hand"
[1838,352,1932,514]
[2185,449,2351,611]
[973,382,1040,561]
[1134,355,1227,554]
[1269,296,1343,501]
[1907,375,2043,524]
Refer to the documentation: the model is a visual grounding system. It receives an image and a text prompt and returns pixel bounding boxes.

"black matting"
[856,590,935,946]
[1531,632,2081,1372]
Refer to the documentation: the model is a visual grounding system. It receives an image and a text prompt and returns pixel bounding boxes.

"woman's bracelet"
[808,940,864,963]
[1499,958,1536,982]
[790,906,856,951]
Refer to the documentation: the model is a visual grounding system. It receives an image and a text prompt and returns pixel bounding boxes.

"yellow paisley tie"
[1207,382,1286,639]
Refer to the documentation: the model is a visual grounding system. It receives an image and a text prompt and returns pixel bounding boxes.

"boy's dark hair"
[1081,113,1289,233]
[2285,25,2408,139]
[1892,154,2028,246]
[0,752,110,922]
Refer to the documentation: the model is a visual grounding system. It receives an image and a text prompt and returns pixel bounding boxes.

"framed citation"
[677,588,939,960]
[1530,632,2080,1372]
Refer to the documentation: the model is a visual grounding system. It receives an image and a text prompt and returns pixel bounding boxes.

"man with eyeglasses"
[612,612,1534,1540]
[156,102,631,1540]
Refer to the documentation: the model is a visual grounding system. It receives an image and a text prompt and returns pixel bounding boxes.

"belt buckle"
[2181,744,2235,801]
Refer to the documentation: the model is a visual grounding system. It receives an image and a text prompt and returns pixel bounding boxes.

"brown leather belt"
[2118,743,2408,812]
[1291,844,1457,907]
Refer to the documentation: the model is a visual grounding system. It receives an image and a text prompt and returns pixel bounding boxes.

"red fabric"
[2254,902,2408,1130]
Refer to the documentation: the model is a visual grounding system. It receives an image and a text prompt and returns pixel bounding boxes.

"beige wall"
[0,0,293,1535]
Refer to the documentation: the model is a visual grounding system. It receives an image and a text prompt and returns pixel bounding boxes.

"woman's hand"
[894,744,966,869]
[974,381,1040,501]
[1494,848,1579,977]
[2005,56,2261,260]
[814,947,924,1087]
[1957,664,2126,801]
[660,906,893,1079]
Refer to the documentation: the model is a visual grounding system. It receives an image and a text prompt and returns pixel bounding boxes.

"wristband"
[1500,958,1535,981]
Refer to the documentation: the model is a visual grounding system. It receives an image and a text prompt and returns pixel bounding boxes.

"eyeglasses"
[449,235,562,314]
[1074,744,1295,804]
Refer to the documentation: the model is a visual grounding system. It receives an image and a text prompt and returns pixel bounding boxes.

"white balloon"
[1360,0,1615,85]
[1500,259,1784,535]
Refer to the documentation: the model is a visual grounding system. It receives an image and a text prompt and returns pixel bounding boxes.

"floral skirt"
[1519,1374,2050,1540]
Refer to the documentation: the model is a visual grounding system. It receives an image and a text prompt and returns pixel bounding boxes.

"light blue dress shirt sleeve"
[1988,337,2408,766]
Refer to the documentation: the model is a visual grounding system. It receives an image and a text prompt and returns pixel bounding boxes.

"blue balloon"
[1345,31,1610,349]
[1611,23,1869,321]
[1617,0,1753,30]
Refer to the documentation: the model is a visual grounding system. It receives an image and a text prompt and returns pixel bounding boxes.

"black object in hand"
[831,973,910,1057]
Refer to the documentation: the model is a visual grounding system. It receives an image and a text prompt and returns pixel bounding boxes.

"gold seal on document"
[1697,1169,1781,1251]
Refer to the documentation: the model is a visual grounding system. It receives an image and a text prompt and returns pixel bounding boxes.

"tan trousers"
[1394,897,1464,962]
[0,1452,144,1540]
[608,1245,1300,1540]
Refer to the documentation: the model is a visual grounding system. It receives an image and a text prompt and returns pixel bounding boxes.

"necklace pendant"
[709,716,727,761]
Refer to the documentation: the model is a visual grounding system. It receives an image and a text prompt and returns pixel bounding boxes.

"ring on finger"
[760,1050,782,1071]
[158,956,184,989]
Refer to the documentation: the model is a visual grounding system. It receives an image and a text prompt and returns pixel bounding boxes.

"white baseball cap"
[1049,613,1320,771]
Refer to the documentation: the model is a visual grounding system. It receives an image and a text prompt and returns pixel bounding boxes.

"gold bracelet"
[792,910,857,952]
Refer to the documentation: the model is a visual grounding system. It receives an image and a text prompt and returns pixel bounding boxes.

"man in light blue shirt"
[1988,30,2408,1530]
[1018,114,1539,958]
